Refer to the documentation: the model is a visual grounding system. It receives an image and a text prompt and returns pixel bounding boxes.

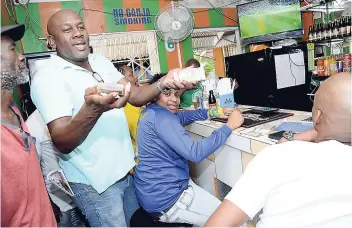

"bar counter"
[185,105,311,226]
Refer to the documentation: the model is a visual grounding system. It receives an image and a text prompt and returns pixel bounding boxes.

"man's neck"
[58,53,91,71]
[1,91,14,121]
[315,130,351,146]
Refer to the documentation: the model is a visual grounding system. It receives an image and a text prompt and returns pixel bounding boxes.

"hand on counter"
[222,107,235,114]
[226,109,244,131]
[277,137,289,144]
[277,128,318,144]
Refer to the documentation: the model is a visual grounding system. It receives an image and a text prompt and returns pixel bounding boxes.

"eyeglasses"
[92,71,104,83]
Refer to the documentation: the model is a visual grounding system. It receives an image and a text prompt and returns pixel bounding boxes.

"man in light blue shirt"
[134,74,244,226]
[30,10,192,227]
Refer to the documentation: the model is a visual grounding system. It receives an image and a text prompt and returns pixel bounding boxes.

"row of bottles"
[314,54,351,76]
[308,16,351,42]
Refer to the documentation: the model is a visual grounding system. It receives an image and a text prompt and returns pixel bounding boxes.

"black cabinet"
[226,45,313,112]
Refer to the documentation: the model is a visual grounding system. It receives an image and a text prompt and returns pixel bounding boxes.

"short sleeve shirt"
[30,54,135,193]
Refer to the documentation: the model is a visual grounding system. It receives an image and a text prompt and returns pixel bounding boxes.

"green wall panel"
[16,4,46,53]
[103,0,126,32]
[209,8,225,27]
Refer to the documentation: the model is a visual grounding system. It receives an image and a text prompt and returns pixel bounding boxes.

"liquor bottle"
[317,23,322,40]
[340,17,346,37]
[333,20,339,39]
[328,22,333,39]
[336,19,342,38]
[208,90,216,107]
[308,25,313,41]
[323,23,328,40]
[347,16,351,36]
[313,24,317,41]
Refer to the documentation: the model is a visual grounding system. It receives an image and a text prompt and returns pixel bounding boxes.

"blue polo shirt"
[134,104,232,213]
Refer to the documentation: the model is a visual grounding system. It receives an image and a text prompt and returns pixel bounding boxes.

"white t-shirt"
[225,140,352,228]
[30,54,135,193]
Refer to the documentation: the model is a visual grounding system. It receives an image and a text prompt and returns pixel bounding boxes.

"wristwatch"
[283,131,295,141]
[157,79,168,93]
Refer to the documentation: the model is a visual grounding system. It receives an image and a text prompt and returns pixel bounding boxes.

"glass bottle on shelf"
[323,23,328,40]
[340,17,347,37]
[313,24,317,41]
[333,20,340,39]
[337,19,342,38]
[328,22,333,39]
[347,16,351,37]
[317,23,322,40]
[308,25,313,42]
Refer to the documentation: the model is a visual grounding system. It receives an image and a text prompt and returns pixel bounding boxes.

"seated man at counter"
[134,73,244,226]
[205,72,352,228]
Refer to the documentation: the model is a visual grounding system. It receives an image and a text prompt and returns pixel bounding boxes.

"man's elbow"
[128,95,144,107]
[188,154,204,163]
[51,139,74,154]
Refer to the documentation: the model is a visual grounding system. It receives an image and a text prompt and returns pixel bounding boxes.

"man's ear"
[313,109,323,127]
[47,35,56,50]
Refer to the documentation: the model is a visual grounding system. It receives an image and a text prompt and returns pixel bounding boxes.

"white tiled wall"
[214,145,243,187]
[196,158,217,196]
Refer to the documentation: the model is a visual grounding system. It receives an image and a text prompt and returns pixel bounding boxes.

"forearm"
[177,109,209,126]
[205,200,248,227]
[294,128,317,142]
[175,125,232,162]
[128,83,161,107]
[190,126,231,162]
[50,103,102,154]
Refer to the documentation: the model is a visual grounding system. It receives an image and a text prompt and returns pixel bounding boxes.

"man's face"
[49,13,89,62]
[1,36,29,92]
[155,89,181,113]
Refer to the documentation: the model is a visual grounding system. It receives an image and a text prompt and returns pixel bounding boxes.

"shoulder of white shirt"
[31,53,111,79]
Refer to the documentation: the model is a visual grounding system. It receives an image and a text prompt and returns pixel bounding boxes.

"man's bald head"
[47,9,89,62]
[185,58,200,68]
[47,10,78,36]
[313,72,351,144]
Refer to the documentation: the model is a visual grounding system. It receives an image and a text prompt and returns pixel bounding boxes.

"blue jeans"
[58,208,88,227]
[70,175,139,227]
